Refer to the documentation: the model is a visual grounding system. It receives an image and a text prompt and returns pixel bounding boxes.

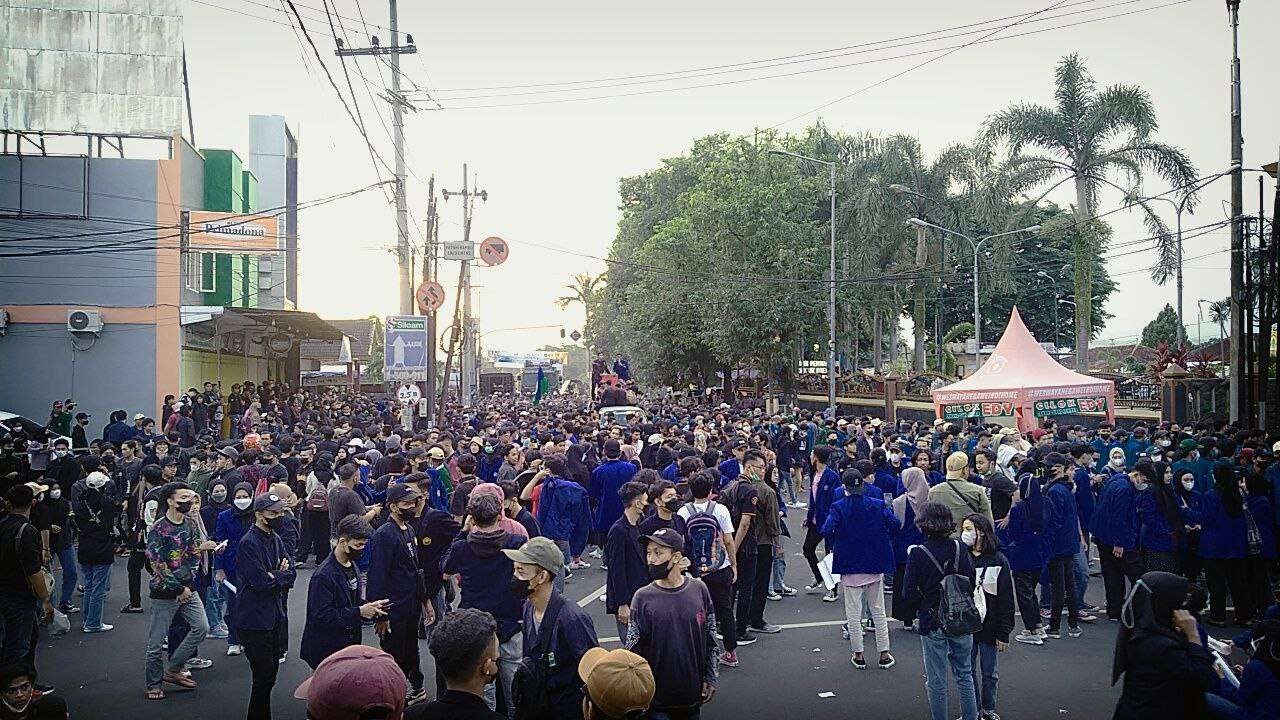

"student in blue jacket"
[1089,454,1142,620]
[1200,464,1252,627]
[367,483,429,702]
[801,445,842,600]
[532,454,592,593]
[891,467,929,627]
[1244,472,1277,619]
[1174,468,1207,581]
[299,515,389,670]
[214,481,255,655]
[1205,618,1280,720]
[604,481,651,642]
[589,440,638,537]
[233,491,297,720]
[821,468,900,670]
[1042,453,1083,638]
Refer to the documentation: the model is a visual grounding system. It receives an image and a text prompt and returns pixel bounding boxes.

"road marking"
[597,618,848,644]
[578,583,607,607]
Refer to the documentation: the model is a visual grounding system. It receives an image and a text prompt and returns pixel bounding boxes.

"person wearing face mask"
[38,480,76,618]
[1041,453,1085,638]
[214,482,257,656]
[410,608,505,720]
[0,665,66,720]
[637,479,686,538]
[1172,439,1213,494]
[1089,454,1144,620]
[505,537,600,720]
[199,479,231,640]
[497,479,540,539]
[441,491,523,713]
[604,481,652,643]
[368,484,431,704]
[591,440,640,550]
[1206,617,1280,719]
[1135,462,1194,579]
[73,471,118,633]
[299,516,389,670]
[1200,464,1253,627]
[232,491,296,719]
[961,513,1014,720]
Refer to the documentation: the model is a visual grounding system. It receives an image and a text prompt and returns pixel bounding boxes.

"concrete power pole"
[1227,0,1244,422]
[442,165,486,405]
[336,0,418,314]
[422,175,437,421]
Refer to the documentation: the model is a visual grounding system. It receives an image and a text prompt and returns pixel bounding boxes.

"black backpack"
[511,594,566,720]
[914,540,983,638]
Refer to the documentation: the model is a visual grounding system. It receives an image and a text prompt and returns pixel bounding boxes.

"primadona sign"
[0,2,184,137]
[188,211,279,253]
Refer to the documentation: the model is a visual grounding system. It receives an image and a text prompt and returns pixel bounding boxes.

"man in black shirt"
[0,484,54,666]
[409,608,503,720]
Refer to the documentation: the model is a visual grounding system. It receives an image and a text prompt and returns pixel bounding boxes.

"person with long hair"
[962,513,1014,720]
[890,466,929,628]
[1205,617,1280,718]
[1243,471,1277,622]
[998,460,1048,647]
[1200,464,1252,626]
[1173,468,1206,582]
[1135,461,1192,576]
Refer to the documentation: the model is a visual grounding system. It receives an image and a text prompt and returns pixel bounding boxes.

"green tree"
[365,315,385,383]
[555,273,605,350]
[984,53,1197,370]
[1140,303,1181,347]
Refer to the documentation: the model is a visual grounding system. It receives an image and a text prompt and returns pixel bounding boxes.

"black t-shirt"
[637,510,687,538]
[724,481,760,547]
[0,513,43,596]
[340,559,359,594]
[406,690,504,720]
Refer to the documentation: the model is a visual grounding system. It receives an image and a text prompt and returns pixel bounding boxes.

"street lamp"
[908,218,1041,371]
[1133,163,1241,346]
[1035,270,1061,353]
[771,148,837,419]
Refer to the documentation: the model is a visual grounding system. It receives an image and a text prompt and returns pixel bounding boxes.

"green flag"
[533,366,549,405]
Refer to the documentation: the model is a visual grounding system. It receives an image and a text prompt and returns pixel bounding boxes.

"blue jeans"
[553,540,570,595]
[1073,548,1089,608]
[54,545,78,608]
[970,639,999,713]
[770,552,787,593]
[81,564,112,630]
[1203,691,1244,719]
[204,581,226,630]
[920,630,978,720]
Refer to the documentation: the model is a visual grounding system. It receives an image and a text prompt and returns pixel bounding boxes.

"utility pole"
[336,0,418,314]
[441,165,487,406]
[1227,0,1244,422]
[421,175,437,421]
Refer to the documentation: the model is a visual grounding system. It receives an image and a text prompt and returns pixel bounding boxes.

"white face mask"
[233,497,253,510]
[49,489,61,500]
[1110,457,1125,468]
[961,529,978,547]
[87,477,108,490]
[1181,479,1196,492]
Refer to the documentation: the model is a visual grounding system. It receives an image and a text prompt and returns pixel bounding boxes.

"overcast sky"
[184,0,1278,355]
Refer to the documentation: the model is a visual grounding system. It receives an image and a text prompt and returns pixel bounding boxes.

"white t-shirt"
[677,499,735,572]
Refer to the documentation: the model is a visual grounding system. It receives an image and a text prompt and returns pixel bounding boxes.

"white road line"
[597,618,848,644]
[577,583,607,607]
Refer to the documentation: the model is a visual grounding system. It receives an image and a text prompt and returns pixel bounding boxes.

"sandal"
[162,672,197,690]
[146,688,166,700]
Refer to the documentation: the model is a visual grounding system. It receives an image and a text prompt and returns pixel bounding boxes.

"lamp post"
[1035,270,1061,353]
[889,184,948,371]
[908,218,1041,371]
[771,149,837,419]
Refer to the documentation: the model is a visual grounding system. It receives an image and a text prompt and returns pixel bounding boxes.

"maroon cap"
[294,645,407,720]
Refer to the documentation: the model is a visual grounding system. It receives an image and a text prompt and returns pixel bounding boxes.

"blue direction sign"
[385,315,428,381]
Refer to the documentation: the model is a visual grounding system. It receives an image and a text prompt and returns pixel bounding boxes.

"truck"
[479,372,515,396]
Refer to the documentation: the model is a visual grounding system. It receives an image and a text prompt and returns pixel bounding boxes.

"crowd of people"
[0,377,1278,720]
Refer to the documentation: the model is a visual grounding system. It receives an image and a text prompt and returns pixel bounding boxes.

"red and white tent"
[930,307,1115,430]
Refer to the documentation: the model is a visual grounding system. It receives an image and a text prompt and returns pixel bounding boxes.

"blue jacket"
[604,514,648,614]
[1091,438,1119,473]
[804,466,842,530]
[477,453,502,483]
[537,476,591,557]
[892,503,925,566]
[214,508,252,578]
[425,467,449,512]
[1089,475,1137,551]
[279,510,301,558]
[1044,480,1082,558]
[1216,657,1280,720]
[1135,489,1192,553]
[820,492,900,575]
[873,464,903,498]
[660,462,680,484]
[1247,495,1276,560]
[1073,465,1097,534]
[1173,455,1214,494]
[521,592,600,719]
[717,458,742,488]
[232,525,296,632]
[299,553,363,669]
[1121,437,1150,468]
[102,420,134,446]
[999,498,1046,572]
[441,531,525,642]
[1268,462,1280,527]
[366,520,423,620]
[590,460,638,533]
[1198,490,1248,559]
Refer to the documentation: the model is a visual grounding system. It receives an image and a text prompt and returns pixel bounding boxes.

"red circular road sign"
[479,236,509,266]
[415,280,446,313]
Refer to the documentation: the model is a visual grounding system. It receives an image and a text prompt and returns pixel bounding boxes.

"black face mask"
[664,499,684,514]
[509,576,534,599]
[175,500,193,514]
[646,561,672,582]
[265,515,284,531]
[344,543,365,561]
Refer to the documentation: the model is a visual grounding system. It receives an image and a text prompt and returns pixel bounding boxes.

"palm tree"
[1208,297,1230,370]
[984,53,1197,371]
[556,273,605,348]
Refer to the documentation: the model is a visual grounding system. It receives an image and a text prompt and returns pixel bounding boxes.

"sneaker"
[1077,612,1098,624]
[841,623,850,640]
[1067,626,1083,638]
[720,650,740,668]
[226,644,243,656]
[208,625,230,640]
[878,653,896,669]
[184,658,213,670]
[981,712,1002,720]
[1014,630,1043,646]
[766,592,782,601]
[780,586,798,597]
[82,623,114,634]
[587,548,604,559]
[76,585,85,595]
[570,559,591,570]
[803,582,825,594]
[120,604,144,614]
[1081,604,1102,614]
[822,589,839,603]
[1034,627,1048,639]
[851,654,867,669]
[1044,629,1062,640]
[735,633,758,646]
[1039,608,1051,620]
[750,623,782,634]
[278,656,287,665]
[57,604,80,615]
[405,686,428,704]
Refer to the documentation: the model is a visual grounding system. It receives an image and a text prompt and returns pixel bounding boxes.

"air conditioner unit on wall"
[67,309,103,335]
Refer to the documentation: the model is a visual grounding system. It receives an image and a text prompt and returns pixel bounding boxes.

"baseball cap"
[933,418,945,426]
[1180,438,1199,451]
[386,484,422,504]
[134,413,146,421]
[502,536,564,577]
[25,482,49,495]
[427,446,446,460]
[218,446,240,462]
[252,492,286,513]
[577,647,655,719]
[640,527,684,554]
[294,645,406,720]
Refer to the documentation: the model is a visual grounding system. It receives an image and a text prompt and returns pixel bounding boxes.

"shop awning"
[180,306,345,341]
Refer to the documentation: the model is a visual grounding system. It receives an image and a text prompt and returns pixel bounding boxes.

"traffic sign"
[385,315,428,381]
[479,236,509,266]
[397,383,422,405]
[569,330,582,342]
[415,280,446,313]
[444,241,475,261]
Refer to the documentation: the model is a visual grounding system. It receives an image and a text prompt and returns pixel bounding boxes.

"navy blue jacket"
[1091,438,1120,473]
[1247,495,1276,560]
[414,509,462,600]
[820,492,900,575]
[804,466,841,530]
[1073,465,1097,535]
[1198,490,1248,559]
[366,520,424,620]
[604,514,648,614]
[300,553,362,669]
[891,503,925,567]
[997,478,1045,572]
[214,508,252,579]
[278,510,301,558]
[1136,490,1193,553]
[717,458,742,488]
[1043,479,1081,558]
[660,462,679,484]
[233,525,296,632]
[590,459,638,533]
[873,464,903,498]
[521,592,600,720]
[514,508,541,539]
[441,531,525,642]
[1121,437,1150,469]
[536,476,591,557]
[1089,475,1138,551]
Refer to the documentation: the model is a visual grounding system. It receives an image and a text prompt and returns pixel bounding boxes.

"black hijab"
[1111,571,1191,685]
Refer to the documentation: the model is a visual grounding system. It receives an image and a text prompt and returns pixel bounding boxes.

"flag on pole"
[533,366,549,405]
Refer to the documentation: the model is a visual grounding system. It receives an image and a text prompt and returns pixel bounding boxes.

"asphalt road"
[36,537,1225,719]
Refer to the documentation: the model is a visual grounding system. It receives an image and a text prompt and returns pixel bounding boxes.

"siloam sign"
[384,315,429,381]
[942,401,1015,420]
[1033,396,1109,418]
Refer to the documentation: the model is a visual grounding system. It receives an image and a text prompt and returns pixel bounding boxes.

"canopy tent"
[931,306,1115,430]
